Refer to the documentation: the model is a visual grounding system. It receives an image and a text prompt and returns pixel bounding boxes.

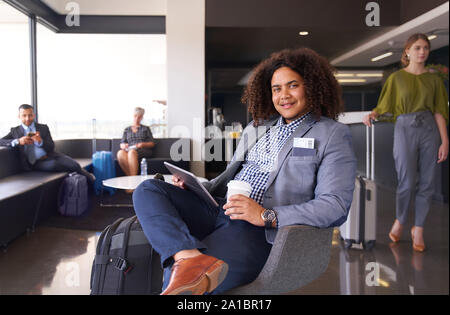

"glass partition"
[0,2,31,136]
[36,23,167,139]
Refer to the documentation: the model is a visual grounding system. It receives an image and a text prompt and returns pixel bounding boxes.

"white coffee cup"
[226,180,252,201]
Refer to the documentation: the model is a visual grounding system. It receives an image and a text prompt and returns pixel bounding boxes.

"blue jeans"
[132,179,272,294]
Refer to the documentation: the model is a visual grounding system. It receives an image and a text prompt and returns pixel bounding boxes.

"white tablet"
[163,162,218,208]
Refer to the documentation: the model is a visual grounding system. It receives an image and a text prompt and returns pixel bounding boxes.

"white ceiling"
[3,0,448,72]
[41,0,167,16]
[332,2,449,67]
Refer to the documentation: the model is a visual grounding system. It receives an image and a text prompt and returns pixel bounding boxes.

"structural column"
[29,15,38,121]
[166,0,205,176]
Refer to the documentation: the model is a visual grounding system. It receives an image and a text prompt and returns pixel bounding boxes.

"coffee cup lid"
[227,180,252,192]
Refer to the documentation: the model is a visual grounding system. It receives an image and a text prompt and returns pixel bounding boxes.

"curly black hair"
[242,47,344,126]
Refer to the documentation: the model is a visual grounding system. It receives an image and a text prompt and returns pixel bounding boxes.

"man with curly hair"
[133,48,357,295]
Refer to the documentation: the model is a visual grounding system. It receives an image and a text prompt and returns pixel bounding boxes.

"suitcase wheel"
[344,240,353,249]
[363,240,376,250]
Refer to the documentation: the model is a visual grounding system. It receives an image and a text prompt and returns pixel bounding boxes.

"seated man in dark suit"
[0,104,95,182]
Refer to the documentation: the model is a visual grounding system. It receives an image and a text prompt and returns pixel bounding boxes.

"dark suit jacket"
[0,123,55,171]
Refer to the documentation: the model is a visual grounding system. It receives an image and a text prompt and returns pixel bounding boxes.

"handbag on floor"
[90,215,163,295]
[57,172,89,216]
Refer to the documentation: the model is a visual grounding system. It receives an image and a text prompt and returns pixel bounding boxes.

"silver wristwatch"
[261,209,277,228]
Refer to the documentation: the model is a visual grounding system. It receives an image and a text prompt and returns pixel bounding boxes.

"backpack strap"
[92,217,124,294]
[116,216,137,294]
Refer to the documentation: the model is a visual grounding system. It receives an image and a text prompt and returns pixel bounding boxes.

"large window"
[37,24,167,139]
[0,2,31,136]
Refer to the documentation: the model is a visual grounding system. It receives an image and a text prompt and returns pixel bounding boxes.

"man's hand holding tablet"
[172,175,185,189]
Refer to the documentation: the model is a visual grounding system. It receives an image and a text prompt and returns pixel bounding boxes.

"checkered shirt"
[233,112,311,205]
[121,125,154,146]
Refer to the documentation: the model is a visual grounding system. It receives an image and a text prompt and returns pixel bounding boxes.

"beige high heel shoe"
[388,219,402,243]
[411,226,425,252]
[389,231,401,243]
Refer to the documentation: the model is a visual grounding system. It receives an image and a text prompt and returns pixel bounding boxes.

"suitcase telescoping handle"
[92,118,97,154]
[365,120,375,181]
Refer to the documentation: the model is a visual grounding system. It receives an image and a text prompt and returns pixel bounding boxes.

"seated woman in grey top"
[117,107,156,178]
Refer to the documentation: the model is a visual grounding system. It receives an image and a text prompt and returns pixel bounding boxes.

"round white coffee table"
[102,174,208,190]
[103,174,173,190]
[100,174,208,207]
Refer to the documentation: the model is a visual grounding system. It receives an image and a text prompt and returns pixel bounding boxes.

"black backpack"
[90,215,163,295]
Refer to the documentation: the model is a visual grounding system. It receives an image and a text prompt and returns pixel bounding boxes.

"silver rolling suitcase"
[340,123,377,250]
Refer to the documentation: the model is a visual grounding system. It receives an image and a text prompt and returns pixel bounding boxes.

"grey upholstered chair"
[224,225,334,295]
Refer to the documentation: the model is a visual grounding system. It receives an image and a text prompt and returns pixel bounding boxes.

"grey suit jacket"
[203,114,357,244]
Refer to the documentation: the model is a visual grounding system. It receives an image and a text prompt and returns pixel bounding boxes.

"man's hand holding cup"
[223,180,265,227]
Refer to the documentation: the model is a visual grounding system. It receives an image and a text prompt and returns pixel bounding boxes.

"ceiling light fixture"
[371,52,393,62]
[356,73,383,77]
[426,29,448,41]
[335,73,355,77]
[299,31,309,36]
[338,79,367,83]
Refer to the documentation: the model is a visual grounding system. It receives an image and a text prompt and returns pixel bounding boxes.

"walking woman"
[363,33,449,251]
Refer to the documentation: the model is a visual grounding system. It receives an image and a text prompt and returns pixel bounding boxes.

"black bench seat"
[0,137,189,249]
[0,146,93,249]
[0,158,91,200]
[0,171,66,200]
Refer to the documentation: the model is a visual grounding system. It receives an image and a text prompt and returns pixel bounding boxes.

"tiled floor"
[0,186,448,295]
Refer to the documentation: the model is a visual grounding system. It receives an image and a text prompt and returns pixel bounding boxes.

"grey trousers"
[393,111,440,227]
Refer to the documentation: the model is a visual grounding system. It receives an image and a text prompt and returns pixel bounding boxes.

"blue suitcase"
[93,151,116,195]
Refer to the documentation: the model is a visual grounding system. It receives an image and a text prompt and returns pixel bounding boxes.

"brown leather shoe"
[161,254,228,295]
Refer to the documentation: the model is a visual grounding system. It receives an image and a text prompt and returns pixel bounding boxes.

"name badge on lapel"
[292,137,316,156]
